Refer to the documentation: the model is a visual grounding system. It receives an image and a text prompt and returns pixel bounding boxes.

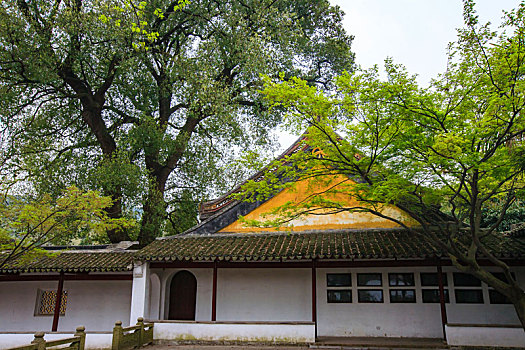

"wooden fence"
[7,327,86,350]
[4,318,153,350]
[111,318,154,350]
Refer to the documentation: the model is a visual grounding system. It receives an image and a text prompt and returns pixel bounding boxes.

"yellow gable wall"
[219,176,417,233]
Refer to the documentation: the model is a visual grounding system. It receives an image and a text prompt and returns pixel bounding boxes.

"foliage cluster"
[0,186,134,269]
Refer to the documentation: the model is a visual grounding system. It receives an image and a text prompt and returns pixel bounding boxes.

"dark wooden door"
[168,270,197,320]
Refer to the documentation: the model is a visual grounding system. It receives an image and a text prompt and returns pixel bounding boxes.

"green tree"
[482,199,525,232]
[0,186,135,269]
[237,1,525,327]
[0,0,354,245]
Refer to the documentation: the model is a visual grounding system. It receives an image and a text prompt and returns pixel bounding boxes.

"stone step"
[312,337,448,350]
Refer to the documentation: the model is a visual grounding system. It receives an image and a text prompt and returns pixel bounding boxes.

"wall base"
[445,324,525,348]
[153,321,315,343]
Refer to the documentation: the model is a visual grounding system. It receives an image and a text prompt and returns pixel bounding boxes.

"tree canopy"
[0,186,134,269]
[0,0,354,245]
[237,0,525,327]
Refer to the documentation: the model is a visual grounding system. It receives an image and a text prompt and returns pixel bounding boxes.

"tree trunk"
[137,177,167,246]
[105,191,131,243]
[59,65,130,243]
[511,290,525,331]
[80,108,131,243]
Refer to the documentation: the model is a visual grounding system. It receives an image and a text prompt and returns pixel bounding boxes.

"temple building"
[1,137,525,348]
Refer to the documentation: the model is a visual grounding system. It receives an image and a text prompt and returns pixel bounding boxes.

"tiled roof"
[2,229,523,273]
[509,223,525,238]
[0,251,135,273]
[137,229,525,262]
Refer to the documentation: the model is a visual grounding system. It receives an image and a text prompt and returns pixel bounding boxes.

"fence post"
[75,326,86,350]
[31,332,46,350]
[136,317,144,347]
[112,321,123,350]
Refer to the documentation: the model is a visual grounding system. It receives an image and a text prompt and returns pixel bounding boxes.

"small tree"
[237,1,525,328]
[0,186,135,269]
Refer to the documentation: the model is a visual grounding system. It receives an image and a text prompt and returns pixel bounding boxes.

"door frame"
[167,270,197,320]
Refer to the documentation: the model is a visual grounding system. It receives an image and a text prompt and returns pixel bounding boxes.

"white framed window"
[326,273,352,303]
[453,273,483,304]
[420,272,449,303]
[357,273,383,303]
[488,272,514,304]
[388,273,416,303]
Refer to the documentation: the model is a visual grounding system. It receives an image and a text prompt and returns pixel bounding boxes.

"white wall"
[0,280,58,332]
[217,268,311,322]
[0,279,132,332]
[65,280,132,331]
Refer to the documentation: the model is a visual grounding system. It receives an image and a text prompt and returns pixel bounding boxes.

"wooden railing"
[4,318,153,350]
[7,327,86,350]
[112,318,153,350]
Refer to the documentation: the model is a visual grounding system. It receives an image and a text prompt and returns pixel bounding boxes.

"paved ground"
[149,345,309,350]
[145,345,451,350]
[317,337,447,348]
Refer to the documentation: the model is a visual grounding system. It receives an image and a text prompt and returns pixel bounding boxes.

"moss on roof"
[0,251,135,273]
[137,229,525,262]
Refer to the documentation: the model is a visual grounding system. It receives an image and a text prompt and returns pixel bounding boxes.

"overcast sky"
[274,0,521,151]
[335,0,521,85]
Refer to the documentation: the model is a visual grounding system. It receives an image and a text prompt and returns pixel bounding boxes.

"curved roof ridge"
[164,227,409,240]
[197,134,308,221]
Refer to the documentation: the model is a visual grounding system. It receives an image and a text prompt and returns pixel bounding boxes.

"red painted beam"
[437,263,448,339]
[52,273,64,331]
[152,260,430,269]
[311,261,316,322]
[0,274,61,281]
[211,261,218,321]
[65,274,132,281]
[150,262,215,269]
[0,274,132,282]
[312,260,317,340]
[149,258,525,269]
[150,261,312,269]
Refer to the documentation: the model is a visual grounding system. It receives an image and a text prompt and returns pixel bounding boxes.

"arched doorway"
[168,270,197,320]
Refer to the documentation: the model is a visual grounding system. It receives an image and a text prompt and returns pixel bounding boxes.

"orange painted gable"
[219,175,417,233]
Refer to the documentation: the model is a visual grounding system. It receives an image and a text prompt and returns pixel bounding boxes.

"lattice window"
[35,290,67,316]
